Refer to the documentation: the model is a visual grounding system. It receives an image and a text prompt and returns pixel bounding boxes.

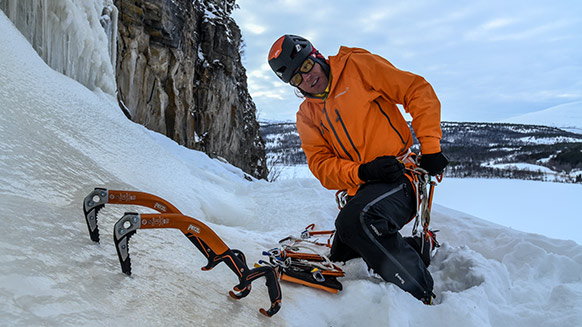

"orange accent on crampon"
[107,190,181,214]
[138,213,230,254]
[303,224,335,247]
[308,230,335,236]
[280,273,339,294]
[283,252,344,278]
[319,269,344,277]
[259,300,282,317]
[284,251,325,261]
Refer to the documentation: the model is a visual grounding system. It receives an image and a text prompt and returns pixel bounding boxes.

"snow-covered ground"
[480,162,582,183]
[1,10,582,327]
[502,101,582,134]
[276,166,582,246]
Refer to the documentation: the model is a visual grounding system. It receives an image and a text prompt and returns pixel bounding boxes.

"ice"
[0,0,117,95]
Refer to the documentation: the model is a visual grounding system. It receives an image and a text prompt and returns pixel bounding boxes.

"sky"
[232,0,582,123]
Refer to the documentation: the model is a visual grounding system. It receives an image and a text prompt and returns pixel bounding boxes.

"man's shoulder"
[332,46,377,66]
[333,46,395,72]
[337,46,370,55]
[297,98,323,120]
[299,98,323,111]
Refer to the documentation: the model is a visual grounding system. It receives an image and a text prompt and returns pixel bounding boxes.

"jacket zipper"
[335,109,362,161]
[323,103,354,161]
[320,121,342,156]
[374,99,407,149]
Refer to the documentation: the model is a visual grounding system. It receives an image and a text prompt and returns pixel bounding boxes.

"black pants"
[329,177,434,302]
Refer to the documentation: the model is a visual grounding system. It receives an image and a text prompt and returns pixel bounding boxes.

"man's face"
[297,62,329,94]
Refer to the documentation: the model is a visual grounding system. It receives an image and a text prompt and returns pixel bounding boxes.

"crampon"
[258,224,345,294]
[82,188,282,317]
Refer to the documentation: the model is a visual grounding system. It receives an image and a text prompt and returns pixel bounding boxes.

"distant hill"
[501,101,582,134]
[261,121,582,183]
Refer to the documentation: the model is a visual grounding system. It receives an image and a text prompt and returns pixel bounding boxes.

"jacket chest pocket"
[320,106,361,162]
[319,120,341,157]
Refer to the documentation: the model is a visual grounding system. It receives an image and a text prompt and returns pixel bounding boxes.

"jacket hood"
[303,46,371,102]
[330,46,371,87]
[332,46,370,70]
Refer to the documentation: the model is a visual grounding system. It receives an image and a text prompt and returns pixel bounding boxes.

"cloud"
[482,18,514,30]
[234,0,582,123]
[242,23,266,35]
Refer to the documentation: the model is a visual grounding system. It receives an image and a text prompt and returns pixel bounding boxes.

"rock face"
[114,0,267,179]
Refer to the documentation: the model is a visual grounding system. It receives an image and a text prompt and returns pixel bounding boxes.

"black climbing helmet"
[268,35,313,84]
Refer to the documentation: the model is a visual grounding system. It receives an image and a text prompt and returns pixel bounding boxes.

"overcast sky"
[232,0,582,123]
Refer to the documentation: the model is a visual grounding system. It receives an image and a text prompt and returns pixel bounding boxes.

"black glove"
[358,156,405,183]
[419,152,449,176]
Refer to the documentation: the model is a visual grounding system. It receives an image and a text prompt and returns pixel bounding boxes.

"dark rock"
[114,0,267,179]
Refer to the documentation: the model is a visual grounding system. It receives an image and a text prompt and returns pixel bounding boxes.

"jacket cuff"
[351,163,366,185]
[419,137,441,155]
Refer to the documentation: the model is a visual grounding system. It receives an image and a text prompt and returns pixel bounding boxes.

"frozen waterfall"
[0,0,118,95]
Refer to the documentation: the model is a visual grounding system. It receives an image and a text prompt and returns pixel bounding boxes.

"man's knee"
[361,213,400,239]
[334,199,365,239]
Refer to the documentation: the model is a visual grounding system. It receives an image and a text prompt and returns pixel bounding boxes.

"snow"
[272,164,314,180]
[433,178,582,245]
[482,162,556,174]
[1,8,582,327]
[277,168,582,246]
[517,135,582,145]
[502,101,582,134]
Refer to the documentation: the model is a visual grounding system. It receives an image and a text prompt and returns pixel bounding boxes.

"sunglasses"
[289,57,315,87]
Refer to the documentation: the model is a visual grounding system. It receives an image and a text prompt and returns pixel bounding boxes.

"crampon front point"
[82,188,282,317]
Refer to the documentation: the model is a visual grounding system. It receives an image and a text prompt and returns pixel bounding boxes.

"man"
[268,35,448,303]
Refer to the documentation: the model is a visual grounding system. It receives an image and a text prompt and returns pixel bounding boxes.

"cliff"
[114,0,267,179]
[0,0,268,179]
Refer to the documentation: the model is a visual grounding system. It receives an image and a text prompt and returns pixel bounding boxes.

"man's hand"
[358,156,404,183]
[419,152,449,176]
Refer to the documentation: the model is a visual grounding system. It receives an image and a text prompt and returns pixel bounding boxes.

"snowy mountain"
[1,9,582,327]
[262,121,582,183]
[502,101,582,134]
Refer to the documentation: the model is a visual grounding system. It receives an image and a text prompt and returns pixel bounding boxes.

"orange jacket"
[296,46,442,195]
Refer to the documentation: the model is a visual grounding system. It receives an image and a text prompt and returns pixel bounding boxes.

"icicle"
[100,4,118,70]
[0,0,118,96]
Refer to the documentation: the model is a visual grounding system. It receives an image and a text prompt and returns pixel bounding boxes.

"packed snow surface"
[1,10,582,327]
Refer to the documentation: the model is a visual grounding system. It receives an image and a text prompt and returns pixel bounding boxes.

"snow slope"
[502,101,582,134]
[434,178,582,245]
[1,11,582,327]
